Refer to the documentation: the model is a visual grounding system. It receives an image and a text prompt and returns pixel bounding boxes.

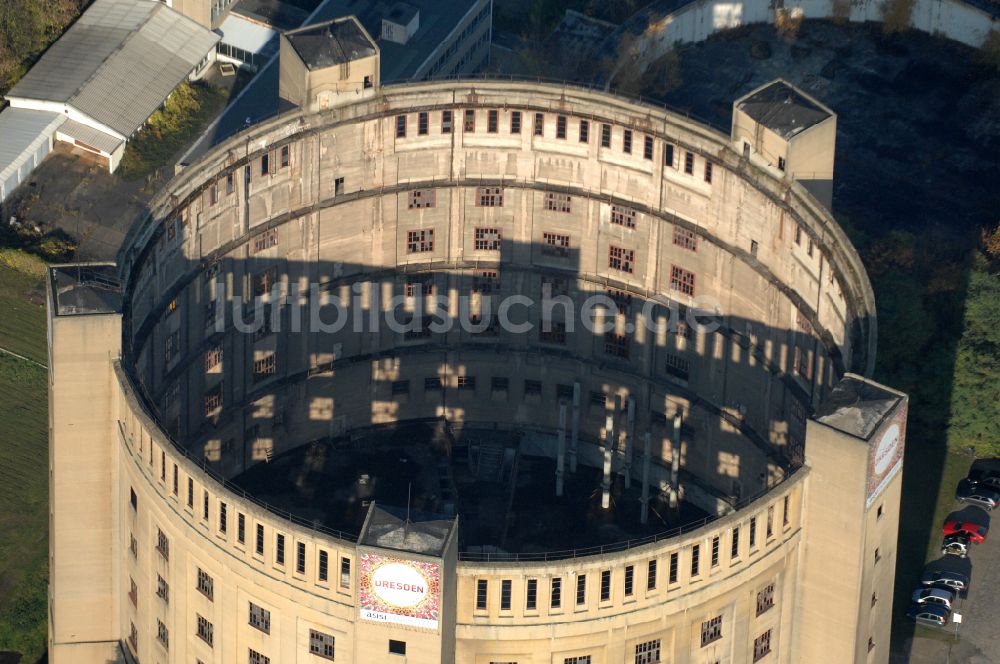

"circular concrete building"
[46,45,908,664]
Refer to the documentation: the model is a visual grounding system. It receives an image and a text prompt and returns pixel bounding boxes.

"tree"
[948,252,1000,455]
[865,229,916,275]
[981,221,1000,261]
[0,0,90,99]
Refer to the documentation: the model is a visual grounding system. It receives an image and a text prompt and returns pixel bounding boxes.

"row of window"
[402,223,698,298]
[404,189,702,254]
[187,325,814,429]
[207,147,290,207]
[128,538,338,660]
[472,512,789,617]
[131,592,334,660]
[474,564,775,614]
[182,314,819,427]
[156,516,351,584]
[390,358,701,405]
[126,437,354,592]
[393,109,714,181]
[146,519,351,583]
[489,625,771,664]
[493,640,661,664]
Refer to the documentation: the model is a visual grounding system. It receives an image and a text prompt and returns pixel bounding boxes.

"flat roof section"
[386,1,420,25]
[736,79,833,140]
[310,0,483,81]
[360,504,456,557]
[232,0,309,31]
[285,16,378,70]
[813,374,905,440]
[49,264,123,316]
[218,14,282,58]
[549,10,619,58]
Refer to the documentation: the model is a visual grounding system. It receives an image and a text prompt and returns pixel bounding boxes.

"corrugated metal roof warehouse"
[0,0,218,198]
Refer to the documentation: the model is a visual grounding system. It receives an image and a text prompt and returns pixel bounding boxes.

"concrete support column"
[624,396,635,488]
[670,412,682,509]
[556,402,566,497]
[640,432,651,525]
[602,408,614,509]
[570,382,580,473]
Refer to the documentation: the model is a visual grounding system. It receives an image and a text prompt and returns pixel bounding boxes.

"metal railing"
[116,415,358,544]
[457,466,802,563]
[117,385,802,562]
[408,72,723,130]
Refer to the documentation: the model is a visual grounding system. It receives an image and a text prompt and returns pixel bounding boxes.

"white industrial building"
[0,0,218,205]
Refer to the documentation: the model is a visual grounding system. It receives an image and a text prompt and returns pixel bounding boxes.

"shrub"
[118,81,226,180]
[982,221,1000,260]
[947,252,1000,456]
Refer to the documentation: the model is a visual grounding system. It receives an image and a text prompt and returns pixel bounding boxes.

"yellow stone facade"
[48,81,903,664]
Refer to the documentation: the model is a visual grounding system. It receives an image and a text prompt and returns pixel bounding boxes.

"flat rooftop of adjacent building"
[285,16,378,70]
[230,422,709,554]
[311,0,483,81]
[735,79,833,140]
[386,1,419,25]
[49,264,123,316]
[231,0,309,31]
[814,374,905,440]
[548,10,619,58]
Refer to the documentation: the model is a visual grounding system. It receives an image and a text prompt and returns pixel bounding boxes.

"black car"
[967,468,1000,491]
[956,479,1000,510]
[920,568,969,592]
[941,534,970,558]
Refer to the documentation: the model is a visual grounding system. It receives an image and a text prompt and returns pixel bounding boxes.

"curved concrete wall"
[117,81,875,506]
[38,80,895,664]
[603,0,998,80]
[116,360,806,663]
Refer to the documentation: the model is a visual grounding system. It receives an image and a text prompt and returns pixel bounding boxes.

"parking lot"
[895,468,1000,664]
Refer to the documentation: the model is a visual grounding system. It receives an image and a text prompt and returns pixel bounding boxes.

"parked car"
[966,467,1000,491]
[942,519,988,544]
[920,569,969,592]
[941,534,971,558]
[911,587,955,610]
[956,480,1000,510]
[906,602,951,627]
